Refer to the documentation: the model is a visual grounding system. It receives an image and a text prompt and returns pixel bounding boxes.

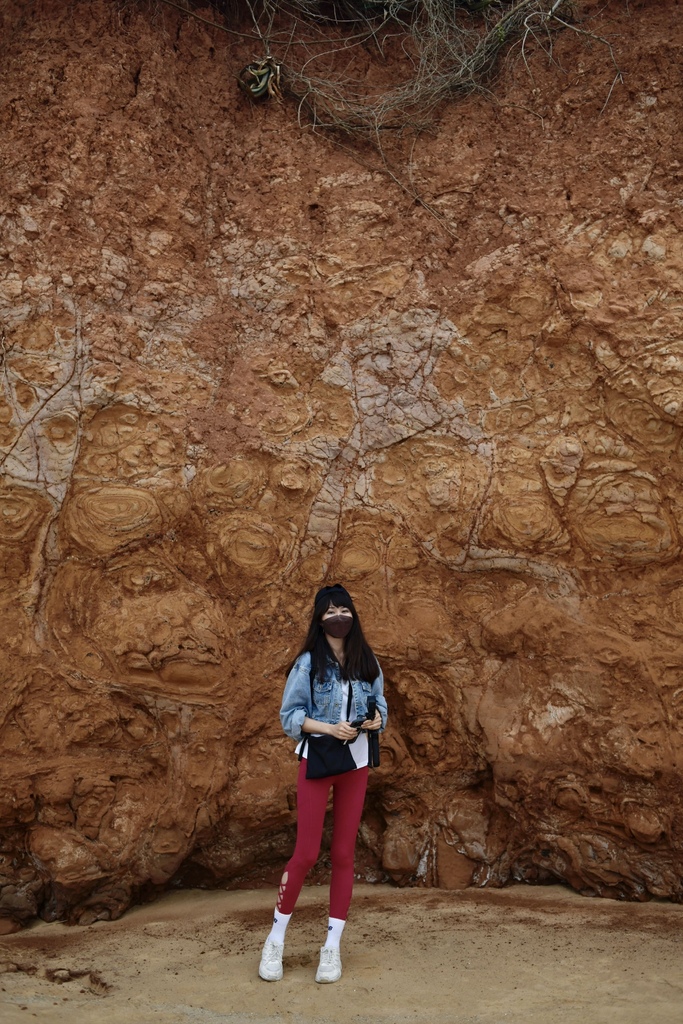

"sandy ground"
[1,883,682,1024]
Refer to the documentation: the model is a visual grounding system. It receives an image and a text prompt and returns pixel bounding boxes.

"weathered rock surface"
[1,0,683,925]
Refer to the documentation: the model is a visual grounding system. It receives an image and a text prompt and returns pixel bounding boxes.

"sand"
[1,884,682,1024]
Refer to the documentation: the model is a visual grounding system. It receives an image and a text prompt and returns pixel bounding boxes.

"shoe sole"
[259,966,283,982]
[315,973,341,983]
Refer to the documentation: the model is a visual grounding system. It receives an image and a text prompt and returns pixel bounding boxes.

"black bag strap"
[366,696,380,768]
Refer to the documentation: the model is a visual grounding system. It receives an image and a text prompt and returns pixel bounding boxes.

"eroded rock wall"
[1,0,683,927]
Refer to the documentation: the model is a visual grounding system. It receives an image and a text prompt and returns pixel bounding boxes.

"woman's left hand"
[361,711,382,731]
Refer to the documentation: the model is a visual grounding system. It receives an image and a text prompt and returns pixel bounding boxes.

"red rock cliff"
[1,0,682,928]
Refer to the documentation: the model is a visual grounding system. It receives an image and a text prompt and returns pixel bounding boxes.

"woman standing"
[259,583,387,984]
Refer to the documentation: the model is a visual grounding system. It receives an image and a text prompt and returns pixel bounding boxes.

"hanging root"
[234,0,581,135]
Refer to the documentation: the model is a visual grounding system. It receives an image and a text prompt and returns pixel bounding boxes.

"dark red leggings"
[276,759,369,920]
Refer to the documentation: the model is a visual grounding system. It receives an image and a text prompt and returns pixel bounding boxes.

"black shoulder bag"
[298,665,380,779]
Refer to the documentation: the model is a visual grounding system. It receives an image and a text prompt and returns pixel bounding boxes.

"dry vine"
[155,0,622,231]
[229,0,580,135]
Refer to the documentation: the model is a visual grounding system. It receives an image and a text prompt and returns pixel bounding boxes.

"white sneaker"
[315,945,342,983]
[258,938,284,981]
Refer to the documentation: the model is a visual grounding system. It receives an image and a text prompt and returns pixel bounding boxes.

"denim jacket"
[280,652,388,742]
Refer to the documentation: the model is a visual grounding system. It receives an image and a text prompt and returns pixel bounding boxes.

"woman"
[259,583,387,984]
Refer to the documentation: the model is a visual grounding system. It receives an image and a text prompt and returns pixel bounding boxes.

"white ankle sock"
[267,910,292,945]
[323,916,346,949]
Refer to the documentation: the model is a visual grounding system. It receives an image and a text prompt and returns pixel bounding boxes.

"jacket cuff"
[289,708,307,741]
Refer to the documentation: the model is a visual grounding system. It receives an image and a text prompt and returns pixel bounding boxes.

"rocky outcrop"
[1,0,683,928]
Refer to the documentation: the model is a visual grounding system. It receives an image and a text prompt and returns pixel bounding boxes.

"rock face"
[1,0,683,926]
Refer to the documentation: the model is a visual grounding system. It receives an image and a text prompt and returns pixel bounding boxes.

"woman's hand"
[361,711,382,731]
[327,721,361,742]
[302,717,357,741]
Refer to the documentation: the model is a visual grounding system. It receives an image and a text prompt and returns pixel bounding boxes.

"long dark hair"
[287,583,380,683]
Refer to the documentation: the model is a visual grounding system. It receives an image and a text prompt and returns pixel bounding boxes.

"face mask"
[322,614,353,639]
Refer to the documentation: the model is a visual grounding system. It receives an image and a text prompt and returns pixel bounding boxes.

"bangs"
[321,593,353,613]
[314,584,354,616]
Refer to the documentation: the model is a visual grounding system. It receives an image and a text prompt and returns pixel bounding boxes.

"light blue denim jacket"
[280,652,388,742]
